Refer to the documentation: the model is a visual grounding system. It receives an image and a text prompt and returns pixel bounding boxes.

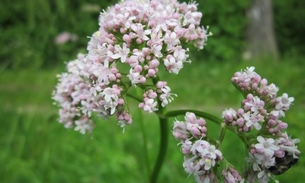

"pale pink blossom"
[127,68,146,85]
[242,111,263,130]
[172,112,207,140]
[131,23,151,41]
[173,120,189,141]
[275,93,294,111]
[222,108,237,123]
[112,43,130,63]
[159,85,177,107]
[173,46,189,62]
[164,55,183,74]
[74,116,94,134]
[141,98,158,113]
[101,87,120,115]
[55,32,78,44]
[164,32,180,50]
[255,136,279,157]
[180,139,222,183]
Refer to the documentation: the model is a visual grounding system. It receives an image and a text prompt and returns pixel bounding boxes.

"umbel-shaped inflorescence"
[173,67,300,183]
[52,0,210,133]
[173,112,243,183]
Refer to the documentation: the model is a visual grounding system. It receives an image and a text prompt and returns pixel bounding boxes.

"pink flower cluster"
[246,134,300,182]
[173,112,207,140]
[53,0,209,133]
[173,112,223,183]
[231,66,278,100]
[221,67,300,182]
[183,140,222,183]
[222,67,294,134]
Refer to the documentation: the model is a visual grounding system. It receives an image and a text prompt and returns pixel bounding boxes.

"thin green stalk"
[131,87,151,177]
[150,76,169,183]
[149,115,168,183]
[216,123,227,148]
[138,108,151,177]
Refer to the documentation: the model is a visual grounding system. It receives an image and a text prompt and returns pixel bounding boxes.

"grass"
[1,58,305,183]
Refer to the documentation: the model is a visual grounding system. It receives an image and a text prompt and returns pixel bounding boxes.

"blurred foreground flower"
[55,32,78,44]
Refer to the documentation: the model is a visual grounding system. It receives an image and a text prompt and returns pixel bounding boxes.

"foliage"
[1,0,305,69]
[183,0,249,62]
[0,0,118,69]
[1,59,304,183]
[273,0,305,57]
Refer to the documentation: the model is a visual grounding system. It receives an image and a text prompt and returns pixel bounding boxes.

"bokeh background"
[1,0,304,182]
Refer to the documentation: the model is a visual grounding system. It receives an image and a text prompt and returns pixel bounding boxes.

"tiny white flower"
[142,98,158,113]
[74,116,94,134]
[255,136,279,157]
[222,108,237,122]
[101,87,120,115]
[266,83,279,97]
[243,112,262,130]
[112,43,130,63]
[275,93,294,110]
[127,69,144,85]
[159,86,177,107]
[164,55,183,74]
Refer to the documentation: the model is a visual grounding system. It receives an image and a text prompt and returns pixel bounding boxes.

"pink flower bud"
[148,69,156,77]
[123,34,131,43]
[108,74,116,81]
[150,59,160,68]
[139,76,146,83]
[116,73,121,79]
[134,65,142,72]
[136,38,142,44]
[157,81,167,88]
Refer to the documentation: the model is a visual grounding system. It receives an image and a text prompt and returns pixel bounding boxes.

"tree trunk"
[244,0,279,61]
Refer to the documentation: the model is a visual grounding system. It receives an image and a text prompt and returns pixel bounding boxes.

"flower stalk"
[150,114,168,183]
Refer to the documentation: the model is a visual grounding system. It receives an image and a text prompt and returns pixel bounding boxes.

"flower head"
[53,0,210,132]
[173,112,207,140]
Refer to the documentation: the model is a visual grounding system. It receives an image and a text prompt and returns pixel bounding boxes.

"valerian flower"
[53,0,210,132]
[173,67,300,183]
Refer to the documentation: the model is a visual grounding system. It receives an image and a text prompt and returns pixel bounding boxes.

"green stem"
[138,107,151,178]
[217,123,227,148]
[150,76,168,183]
[127,88,151,177]
[149,115,168,183]
[131,88,150,178]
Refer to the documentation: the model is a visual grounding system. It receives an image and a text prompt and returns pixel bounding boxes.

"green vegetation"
[1,0,304,69]
[1,0,304,182]
[1,59,304,183]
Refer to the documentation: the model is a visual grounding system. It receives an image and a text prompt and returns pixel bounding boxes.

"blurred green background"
[0,0,304,182]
